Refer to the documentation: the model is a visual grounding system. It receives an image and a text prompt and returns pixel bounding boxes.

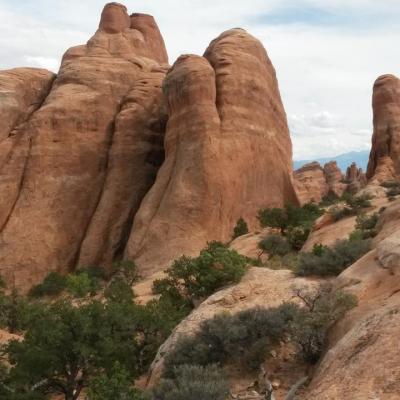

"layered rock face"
[125,29,299,277]
[294,162,328,204]
[0,2,169,290]
[367,74,400,183]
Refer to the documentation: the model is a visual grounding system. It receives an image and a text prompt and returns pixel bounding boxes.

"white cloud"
[0,0,398,159]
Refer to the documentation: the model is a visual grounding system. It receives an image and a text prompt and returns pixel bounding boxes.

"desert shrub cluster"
[295,237,371,277]
[163,286,356,376]
[329,193,372,222]
[257,203,324,259]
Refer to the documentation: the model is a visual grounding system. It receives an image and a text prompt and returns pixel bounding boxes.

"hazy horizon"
[0,0,399,159]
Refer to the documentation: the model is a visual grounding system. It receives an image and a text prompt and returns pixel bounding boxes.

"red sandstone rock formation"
[0,3,168,290]
[324,160,346,197]
[125,29,299,277]
[0,68,55,231]
[367,74,400,183]
[345,162,367,194]
[294,162,328,204]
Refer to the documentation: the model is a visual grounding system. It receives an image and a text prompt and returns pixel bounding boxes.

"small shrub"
[257,203,323,235]
[353,212,379,239]
[266,253,299,271]
[329,192,373,222]
[257,207,288,233]
[152,365,229,400]
[28,272,67,298]
[259,234,292,258]
[387,187,400,198]
[66,272,99,298]
[319,193,340,207]
[286,226,310,251]
[343,193,372,210]
[291,286,357,363]
[153,242,247,306]
[232,217,249,240]
[111,260,140,286]
[295,238,371,277]
[77,265,108,281]
[104,278,134,304]
[329,206,355,222]
[380,180,400,189]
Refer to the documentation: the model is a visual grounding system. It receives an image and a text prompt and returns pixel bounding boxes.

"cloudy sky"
[0,0,399,160]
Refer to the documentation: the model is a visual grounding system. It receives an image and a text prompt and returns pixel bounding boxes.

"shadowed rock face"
[0,3,168,290]
[367,74,400,183]
[125,29,299,277]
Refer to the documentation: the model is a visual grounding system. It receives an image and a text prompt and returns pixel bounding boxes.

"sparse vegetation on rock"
[163,286,356,376]
[153,241,247,307]
[329,193,373,222]
[150,364,229,400]
[295,237,371,277]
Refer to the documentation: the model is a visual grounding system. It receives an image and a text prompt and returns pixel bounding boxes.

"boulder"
[125,29,299,277]
[367,74,400,183]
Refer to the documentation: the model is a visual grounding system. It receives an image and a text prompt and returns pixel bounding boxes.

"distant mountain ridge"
[293,150,370,172]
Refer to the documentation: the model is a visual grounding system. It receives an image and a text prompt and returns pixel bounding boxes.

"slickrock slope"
[367,74,400,183]
[294,162,328,204]
[0,68,55,230]
[0,2,169,290]
[126,29,299,277]
[304,201,400,399]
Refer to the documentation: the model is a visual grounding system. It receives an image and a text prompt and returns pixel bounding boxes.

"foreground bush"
[153,242,247,306]
[296,237,371,277]
[164,303,300,374]
[151,365,229,400]
[1,280,187,400]
[164,287,356,375]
